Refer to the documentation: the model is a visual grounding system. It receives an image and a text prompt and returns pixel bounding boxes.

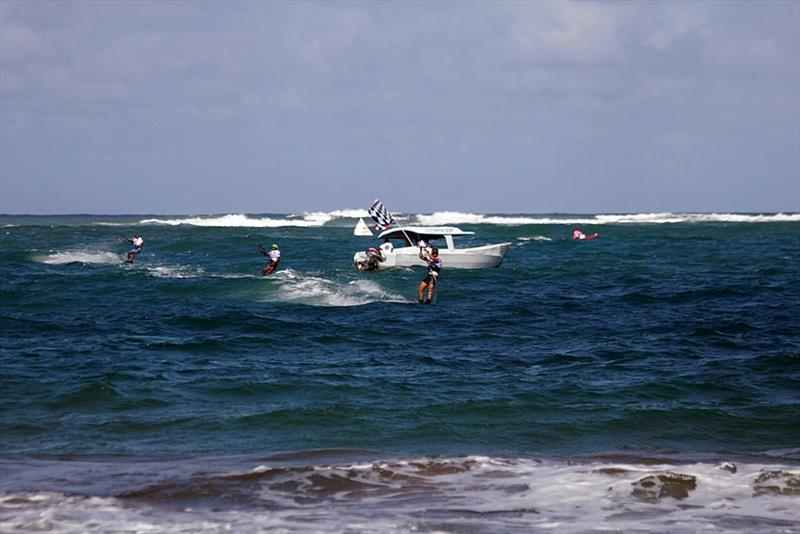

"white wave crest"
[269,269,407,306]
[518,236,553,242]
[139,210,376,228]
[35,251,122,265]
[413,211,800,225]
[146,265,206,279]
[139,214,329,228]
[413,212,539,225]
[309,208,370,219]
[591,212,800,224]
[211,273,259,279]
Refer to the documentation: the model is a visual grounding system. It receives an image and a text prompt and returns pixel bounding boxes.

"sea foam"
[35,251,122,265]
[269,269,407,306]
[2,456,797,533]
[518,236,553,242]
[146,264,206,279]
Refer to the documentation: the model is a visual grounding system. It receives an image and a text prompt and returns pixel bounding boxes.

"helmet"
[431,248,439,255]
[272,244,278,249]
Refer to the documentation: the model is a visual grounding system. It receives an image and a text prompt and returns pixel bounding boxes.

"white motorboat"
[354,226,511,271]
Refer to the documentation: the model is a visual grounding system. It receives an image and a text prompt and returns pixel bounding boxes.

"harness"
[426,257,442,279]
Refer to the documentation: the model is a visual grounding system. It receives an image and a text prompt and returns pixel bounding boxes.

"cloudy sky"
[1,0,798,214]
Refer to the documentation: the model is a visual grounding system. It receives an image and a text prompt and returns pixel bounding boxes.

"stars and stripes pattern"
[368,199,396,229]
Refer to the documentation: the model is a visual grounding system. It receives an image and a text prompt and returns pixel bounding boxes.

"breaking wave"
[137,210,371,228]
[411,212,800,226]
[138,213,332,228]
[2,454,798,533]
[49,210,800,228]
[308,209,369,219]
[414,212,547,225]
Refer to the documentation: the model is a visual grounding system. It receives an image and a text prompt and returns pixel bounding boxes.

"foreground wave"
[2,452,798,533]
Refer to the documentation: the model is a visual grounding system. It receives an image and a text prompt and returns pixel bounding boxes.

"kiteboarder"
[259,243,281,276]
[418,247,442,304]
[572,229,599,240]
[120,232,144,262]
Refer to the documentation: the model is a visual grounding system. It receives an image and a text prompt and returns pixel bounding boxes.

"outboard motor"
[365,247,383,271]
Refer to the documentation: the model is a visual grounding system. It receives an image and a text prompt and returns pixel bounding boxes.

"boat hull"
[354,242,511,271]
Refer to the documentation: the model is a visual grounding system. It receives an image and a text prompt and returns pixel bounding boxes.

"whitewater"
[68,210,800,229]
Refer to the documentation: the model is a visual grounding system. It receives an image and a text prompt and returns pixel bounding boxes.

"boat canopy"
[377,226,474,243]
[378,226,475,248]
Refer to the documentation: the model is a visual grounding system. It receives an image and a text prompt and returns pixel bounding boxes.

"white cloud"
[503,1,630,64]
[704,34,794,77]
[300,7,370,75]
[0,19,49,65]
[643,4,707,51]
[1,1,796,213]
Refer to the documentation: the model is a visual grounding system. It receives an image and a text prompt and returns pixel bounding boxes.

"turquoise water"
[1,212,798,532]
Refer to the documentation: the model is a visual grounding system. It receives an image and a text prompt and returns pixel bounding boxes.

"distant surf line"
[125,211,800,228]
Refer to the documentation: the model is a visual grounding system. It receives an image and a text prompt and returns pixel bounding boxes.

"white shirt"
[379,241,393,260]
[268,249,281,262]
[132,236,144,247]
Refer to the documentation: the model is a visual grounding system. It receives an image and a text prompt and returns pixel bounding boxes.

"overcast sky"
[1,0,798,215]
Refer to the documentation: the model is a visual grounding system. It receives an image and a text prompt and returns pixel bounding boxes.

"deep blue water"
[1,212,798,532]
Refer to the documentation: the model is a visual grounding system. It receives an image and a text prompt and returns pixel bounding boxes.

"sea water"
[1,211,798,532]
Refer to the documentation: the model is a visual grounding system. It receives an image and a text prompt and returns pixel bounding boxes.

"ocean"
[1,211,798,532]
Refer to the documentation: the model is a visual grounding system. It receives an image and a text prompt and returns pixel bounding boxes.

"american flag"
[368,199,396,229]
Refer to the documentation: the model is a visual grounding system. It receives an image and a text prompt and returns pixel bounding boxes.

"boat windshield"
[383,231,445,247]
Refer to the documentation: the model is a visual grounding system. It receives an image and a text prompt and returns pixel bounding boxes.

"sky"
[1,0,798,215]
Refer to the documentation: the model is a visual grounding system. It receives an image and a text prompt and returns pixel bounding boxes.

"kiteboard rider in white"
[259,243,281,276]
[123,233,144,262]
[418,247,442,304]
